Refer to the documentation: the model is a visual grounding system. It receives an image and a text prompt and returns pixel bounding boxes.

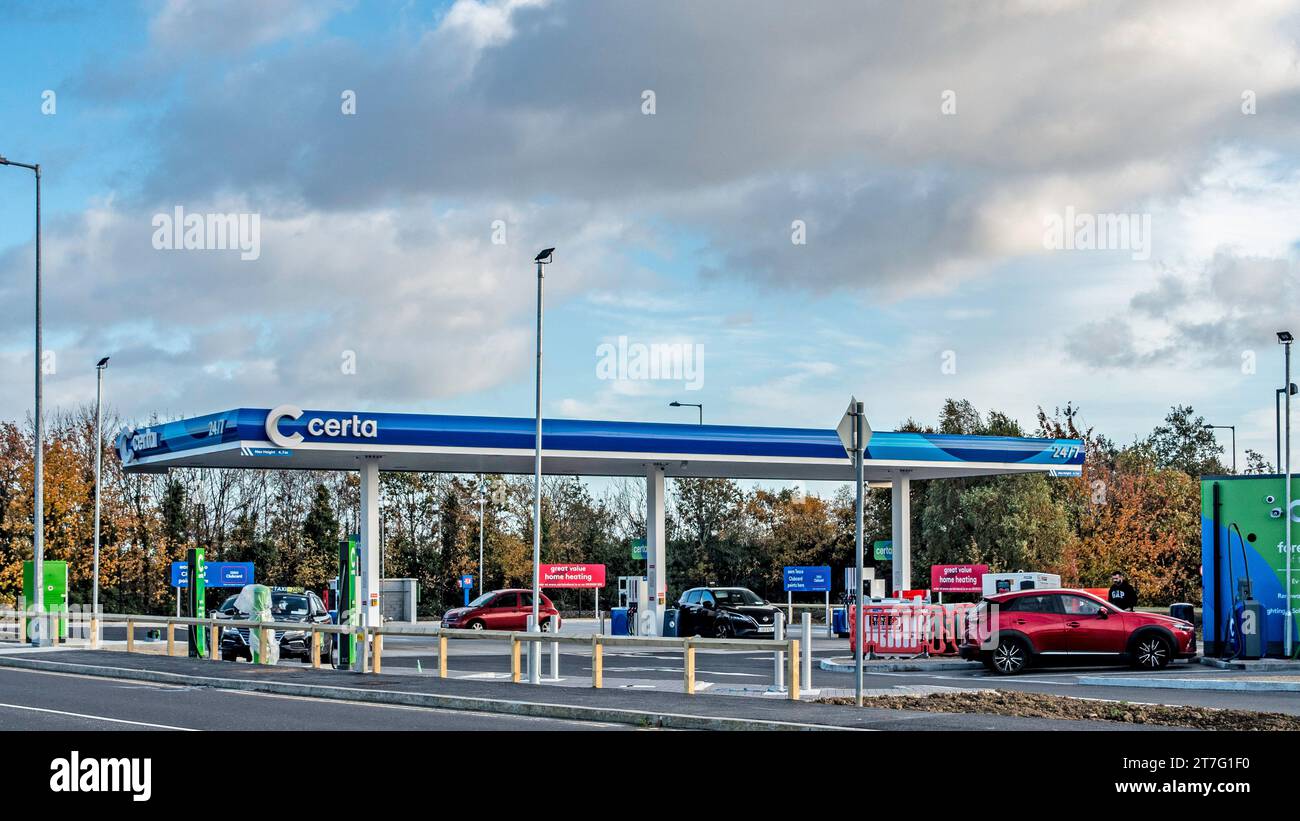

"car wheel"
[468,619,485,631]
[714,621,733,639]
[539,619,551,632]
[1132,634,1172,670]
[989,637,1030,675]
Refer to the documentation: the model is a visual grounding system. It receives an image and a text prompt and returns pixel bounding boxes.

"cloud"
[149,0,351,55]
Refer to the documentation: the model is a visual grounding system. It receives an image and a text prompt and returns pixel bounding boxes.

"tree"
[1243,449,1273,475]
[301,483,340,586]
[1144,405,1226,477]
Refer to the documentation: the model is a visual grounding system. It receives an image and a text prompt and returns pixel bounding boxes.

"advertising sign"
[538,564,607,589]
[170,562,254,588]
[930,564,989,593]
[783,565,832,592]
[873,540,893,561]
[631,538,647,560]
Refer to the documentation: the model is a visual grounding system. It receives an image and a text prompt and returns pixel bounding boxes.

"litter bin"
[610,607,630,636]
[1169,602,1195,625]
[662,608,680,637]
[832,607,849,638]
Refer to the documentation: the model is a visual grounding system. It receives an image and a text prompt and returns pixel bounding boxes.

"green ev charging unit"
[186,547,206,658]
[22,560,69,642]
[337,535,359,668]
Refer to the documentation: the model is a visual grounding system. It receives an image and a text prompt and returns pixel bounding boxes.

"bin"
[610,607,630,636]
[662,608,680,637]
[832,607,849,638]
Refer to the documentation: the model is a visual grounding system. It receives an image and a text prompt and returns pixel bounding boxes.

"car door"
[1001,594,1070,653]
[487,592,518,629]
[678,589,701,634]
[517,591,536,630]
[698,590,719,636]
[1060,594,1128,655]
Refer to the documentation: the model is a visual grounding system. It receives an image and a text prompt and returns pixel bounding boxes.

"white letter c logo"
[266,404,304,447]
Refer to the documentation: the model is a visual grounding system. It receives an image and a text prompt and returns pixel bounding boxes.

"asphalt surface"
[0,666,627,731]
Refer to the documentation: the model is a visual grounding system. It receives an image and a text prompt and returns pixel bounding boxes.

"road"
[0,667,628,731]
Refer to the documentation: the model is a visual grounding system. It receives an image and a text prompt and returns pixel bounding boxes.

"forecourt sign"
[116,405,1083,639]
[540,564,607,626]
[784,565,832,626]
[930,564,989,593]
[170,562,254,588]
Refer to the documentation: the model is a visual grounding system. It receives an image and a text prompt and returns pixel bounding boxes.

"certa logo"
[116,426,159,464]
[265,404,379,448]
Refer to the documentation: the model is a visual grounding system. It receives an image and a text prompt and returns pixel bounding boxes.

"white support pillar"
[358,458,382,671]
[645,463,667,636]
[891,474,911,594]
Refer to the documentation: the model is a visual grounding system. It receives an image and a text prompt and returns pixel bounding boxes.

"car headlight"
[1173,622,1194,631]
[727,612,757,626]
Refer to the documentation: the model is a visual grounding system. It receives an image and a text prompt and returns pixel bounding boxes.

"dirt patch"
[820,690,1300,730]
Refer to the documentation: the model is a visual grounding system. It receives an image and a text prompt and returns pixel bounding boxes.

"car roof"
[986,588,1104,603]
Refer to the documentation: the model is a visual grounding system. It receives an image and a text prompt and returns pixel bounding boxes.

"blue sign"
[460,575,474,589]
[170,562,255,588]
[783,565,832,592]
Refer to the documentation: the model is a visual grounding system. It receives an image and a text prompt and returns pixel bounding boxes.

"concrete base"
[1199,656,1300,672]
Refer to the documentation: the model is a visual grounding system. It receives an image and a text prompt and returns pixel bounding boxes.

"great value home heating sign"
[930,564,989,593]
[538,564,607,589]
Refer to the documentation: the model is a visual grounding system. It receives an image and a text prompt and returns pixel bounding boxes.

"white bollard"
[549,614,560,680]
[773,611,785,691]
[526,614,536,682]
[802,612,812,689]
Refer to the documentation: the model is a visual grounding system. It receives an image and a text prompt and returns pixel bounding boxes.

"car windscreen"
[713,588,764,606]
[467,592,494,608]
[271,593,309,616]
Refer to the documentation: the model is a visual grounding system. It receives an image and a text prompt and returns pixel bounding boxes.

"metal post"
[825,590,832,639]
[525,613,535,680]
[787,591,793,623]
[1279,388,1285,472]
[853,401,865,706]
[530,253,547,684]
[801,611,812,689]
[478,491,485,599]
[1285,339,1293,657]
[92,361,105,627]
[773,610,785,691]
[549,614,560,680]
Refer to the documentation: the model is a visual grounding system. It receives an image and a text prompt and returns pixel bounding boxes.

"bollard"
[210,623,220,661]
[802,612,813,689]
[684,638,696,695]
[549,614,560,681]
[358,628,369,673]
[311,631,321,668]
[510,635,522,683]
[90,617,99,650]
[126,619,134,653]
[167,623,175,657]
[788,639,800,701]
[373,632,383,674]
[19,613,27,645]
[439,635,448,678]
[50,613,59,646]
[259,627,270,665]
[525,614,534,680]
[591,636,603,688]
[770,615,784,689]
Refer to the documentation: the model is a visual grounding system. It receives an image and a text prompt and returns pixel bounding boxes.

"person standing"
[1107,571,1137,611]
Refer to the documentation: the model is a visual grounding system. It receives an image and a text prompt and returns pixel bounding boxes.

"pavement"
[0,649,1166,731]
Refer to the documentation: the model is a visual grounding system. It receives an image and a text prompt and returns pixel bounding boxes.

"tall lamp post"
[1,155,45,645]
[477,479,487,598]
[1278,385,1298,472]
[92,357,109,627]
[1204,424,1236,474]
[1279,331,1294,657]
[669,401,702,424]
[530,248,553,684]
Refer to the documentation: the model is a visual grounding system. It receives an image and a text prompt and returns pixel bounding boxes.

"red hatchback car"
[959,589,1196,675]
[440,589,561,631]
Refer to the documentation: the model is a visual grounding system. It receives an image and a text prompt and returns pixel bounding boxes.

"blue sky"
[2,0,1299,470]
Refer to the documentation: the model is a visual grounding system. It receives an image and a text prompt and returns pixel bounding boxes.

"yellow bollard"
[210,623,220,660]
[373,633,383,674]
[258,627,269,664]
[510,636,521,683]
[90,617,99,650]
[788,639,800,701]
[438,635,448,678]
[311,631,321,668]
[684,641,696,695]
[166,623,175,657]
[126,619,134,653]
[592,637,603,689]
[19,614,27,645]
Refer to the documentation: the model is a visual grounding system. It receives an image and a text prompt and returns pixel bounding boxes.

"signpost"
[837,397,872,707]
[460,574,474,607]
[783,565,832,626]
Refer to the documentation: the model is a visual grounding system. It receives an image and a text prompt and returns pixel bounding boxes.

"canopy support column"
[891,474,911,594]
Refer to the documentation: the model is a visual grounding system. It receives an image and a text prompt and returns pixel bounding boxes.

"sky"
[1,0,1299,472]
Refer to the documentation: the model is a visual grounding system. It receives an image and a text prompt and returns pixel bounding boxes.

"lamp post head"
[1279,331,1294,344]
[534,248,554,264]
[669,401,681,407]
[96,356,110,369]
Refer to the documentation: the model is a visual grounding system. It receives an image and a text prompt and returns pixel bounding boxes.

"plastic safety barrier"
[848,602,980,657]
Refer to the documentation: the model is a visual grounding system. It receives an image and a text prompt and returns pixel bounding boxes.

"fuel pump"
[336,535,359,668]
[186,547,206,657]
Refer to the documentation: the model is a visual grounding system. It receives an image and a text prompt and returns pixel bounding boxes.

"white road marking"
[0,702,197,730]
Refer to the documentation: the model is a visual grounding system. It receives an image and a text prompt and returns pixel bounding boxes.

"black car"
[677,587,782,638]
[218,589,333,663]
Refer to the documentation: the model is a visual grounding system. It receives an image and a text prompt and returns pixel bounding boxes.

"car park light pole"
[92,357,109,623]
[478,478,487,598]
[1,155,46,645]
[1280,331,1294,657]
[1204,424,1236,474]
[669,401,702,424]
[531,248,554,684]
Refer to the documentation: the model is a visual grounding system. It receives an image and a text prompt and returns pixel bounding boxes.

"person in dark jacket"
[1107,571,1137,611]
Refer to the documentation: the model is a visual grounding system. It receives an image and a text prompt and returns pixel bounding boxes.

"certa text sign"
[538,564,606,589]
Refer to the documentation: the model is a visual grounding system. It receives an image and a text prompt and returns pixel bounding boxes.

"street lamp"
[669,401,702,424]
[477,478,488,599]
[1278,384,1298,472]
[1279,331,1293,657]
[1,154,45,645]
[92,357,109,634]
[1204,424,1236,474]
[530,247,553,684]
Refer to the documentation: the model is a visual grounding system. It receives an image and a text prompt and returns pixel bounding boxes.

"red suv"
[441,589,561,631]
[959,589,1196,675]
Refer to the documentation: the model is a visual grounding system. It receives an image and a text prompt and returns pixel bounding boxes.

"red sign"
[538,563,606,589]
[929,564,989,593]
